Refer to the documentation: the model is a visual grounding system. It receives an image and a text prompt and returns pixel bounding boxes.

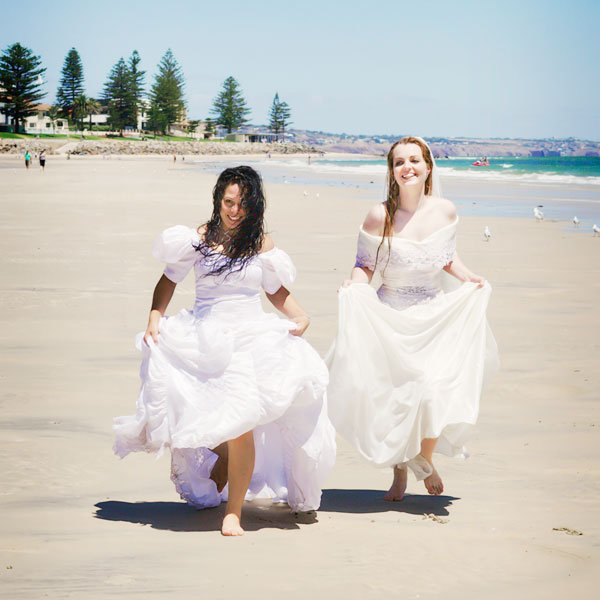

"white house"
[24,104,69,134]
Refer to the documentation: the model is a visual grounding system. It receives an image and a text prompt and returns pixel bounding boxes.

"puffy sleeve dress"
[327,218,498,469]
[113,226,336,511]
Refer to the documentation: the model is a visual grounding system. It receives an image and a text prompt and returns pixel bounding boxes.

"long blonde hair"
[375,137,434,268]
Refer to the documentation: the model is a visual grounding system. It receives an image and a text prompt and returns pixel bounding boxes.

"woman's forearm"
[149,275,177,318]
[266,286,310,336]
[265,286,307,319]
[144,275,177,344]
[444,254,485,285]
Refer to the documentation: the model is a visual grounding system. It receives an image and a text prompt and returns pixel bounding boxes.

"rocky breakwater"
[68,140,316,155]
[0,139,66,155]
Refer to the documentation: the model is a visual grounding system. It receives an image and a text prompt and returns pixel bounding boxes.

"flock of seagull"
[483,209,600,241]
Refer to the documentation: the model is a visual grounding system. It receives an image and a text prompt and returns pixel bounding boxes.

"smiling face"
[391,143,431,191]
[219,183,247,230]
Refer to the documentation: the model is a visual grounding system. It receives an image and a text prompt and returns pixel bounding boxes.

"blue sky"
[2,0,598,139]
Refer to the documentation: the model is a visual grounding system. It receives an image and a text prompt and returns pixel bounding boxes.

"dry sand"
[1,155,599,599]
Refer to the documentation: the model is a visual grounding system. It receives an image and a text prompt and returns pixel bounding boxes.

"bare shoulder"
[260,234,275,253]
[362,203,387,235]
[428,196,457,222]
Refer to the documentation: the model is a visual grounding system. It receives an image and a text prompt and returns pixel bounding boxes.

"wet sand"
[0,155,598,599]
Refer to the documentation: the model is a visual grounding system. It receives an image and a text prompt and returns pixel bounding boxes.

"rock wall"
[0,138,315,156]
[0,139,67,155]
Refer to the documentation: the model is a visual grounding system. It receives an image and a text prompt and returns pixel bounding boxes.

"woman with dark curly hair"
[113,166,336,536]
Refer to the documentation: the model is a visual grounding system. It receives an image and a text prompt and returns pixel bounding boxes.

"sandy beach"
[1,155,599,599]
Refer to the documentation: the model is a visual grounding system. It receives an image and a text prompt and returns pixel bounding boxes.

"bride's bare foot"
[209,455,228,492]
[221,513,244,536]
[384,465,408,501]
[423,459,444,495]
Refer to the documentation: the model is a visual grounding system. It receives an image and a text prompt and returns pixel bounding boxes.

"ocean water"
[188,155,600,226]
[313,156,600,186]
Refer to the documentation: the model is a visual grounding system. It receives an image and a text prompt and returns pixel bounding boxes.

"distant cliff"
[285,130,600,157]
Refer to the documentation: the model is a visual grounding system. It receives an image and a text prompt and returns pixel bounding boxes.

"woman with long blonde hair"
[327,137,497,500]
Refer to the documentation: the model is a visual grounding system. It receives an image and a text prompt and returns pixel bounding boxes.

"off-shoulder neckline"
[359,217,458,244]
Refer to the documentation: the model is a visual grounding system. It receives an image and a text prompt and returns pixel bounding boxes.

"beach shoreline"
[0,156,598,599]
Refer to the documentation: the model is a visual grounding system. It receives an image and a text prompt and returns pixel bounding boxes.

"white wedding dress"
[114,226,336,511]
[327,218,498,468]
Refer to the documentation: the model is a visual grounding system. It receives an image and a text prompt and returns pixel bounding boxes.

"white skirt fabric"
[114,302,336,512]
[327,282,498,468]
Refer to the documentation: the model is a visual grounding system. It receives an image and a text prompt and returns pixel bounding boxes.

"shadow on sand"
[95,489,458,533]
[320,489,459,516]
[94,500,316,533]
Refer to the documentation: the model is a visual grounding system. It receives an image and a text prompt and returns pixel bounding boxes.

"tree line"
[0,43,292,137]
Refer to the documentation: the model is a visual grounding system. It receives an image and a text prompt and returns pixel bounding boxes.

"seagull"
[303,190,308,196]
[573,216,580,227]
[533,207,544,221]
[483,226,491,241]
[593,224,600,237]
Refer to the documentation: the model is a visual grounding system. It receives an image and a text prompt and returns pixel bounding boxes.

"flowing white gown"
[114,226,336,511]
[327,218,498,469]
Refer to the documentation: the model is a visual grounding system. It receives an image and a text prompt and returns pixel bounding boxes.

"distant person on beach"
[39,150,46,171]
[173,153,177,162]
[327,136,498,501]
[24,151,31,169]
[113,165,335,536]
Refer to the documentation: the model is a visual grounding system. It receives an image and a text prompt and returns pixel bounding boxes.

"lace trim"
[378,286,443,310]
[170,448,218,508]
[356,237,456,272]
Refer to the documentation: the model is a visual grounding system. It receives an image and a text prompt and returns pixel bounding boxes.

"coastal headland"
[0,155,598,599]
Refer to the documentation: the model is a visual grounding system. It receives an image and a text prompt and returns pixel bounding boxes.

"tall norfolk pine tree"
[0,43,46,133]
[56,47,84,121]
[129,50,145,120]
[269,92,292,138]
[102,57,137,134]
[211,76,250,134]
[147,49,185,135]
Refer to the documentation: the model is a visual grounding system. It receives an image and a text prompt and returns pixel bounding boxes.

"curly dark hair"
[195,165,266,276]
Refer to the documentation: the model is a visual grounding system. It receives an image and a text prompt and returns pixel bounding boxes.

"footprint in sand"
[422,513,448,524]
[552,527,583,536]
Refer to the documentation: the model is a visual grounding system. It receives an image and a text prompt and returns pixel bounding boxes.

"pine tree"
[268,92,292,139]
[211,76,250,134]
[147,49,185,135]
[128,50,145,122]
[56,48,85,121]
[0,43,46,133]
[102,57,136,134]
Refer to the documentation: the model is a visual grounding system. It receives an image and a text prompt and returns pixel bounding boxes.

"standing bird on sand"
[483,226,491,242]
[533,207,544,221]
[593,224,600,237]
[573,216,580,227]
